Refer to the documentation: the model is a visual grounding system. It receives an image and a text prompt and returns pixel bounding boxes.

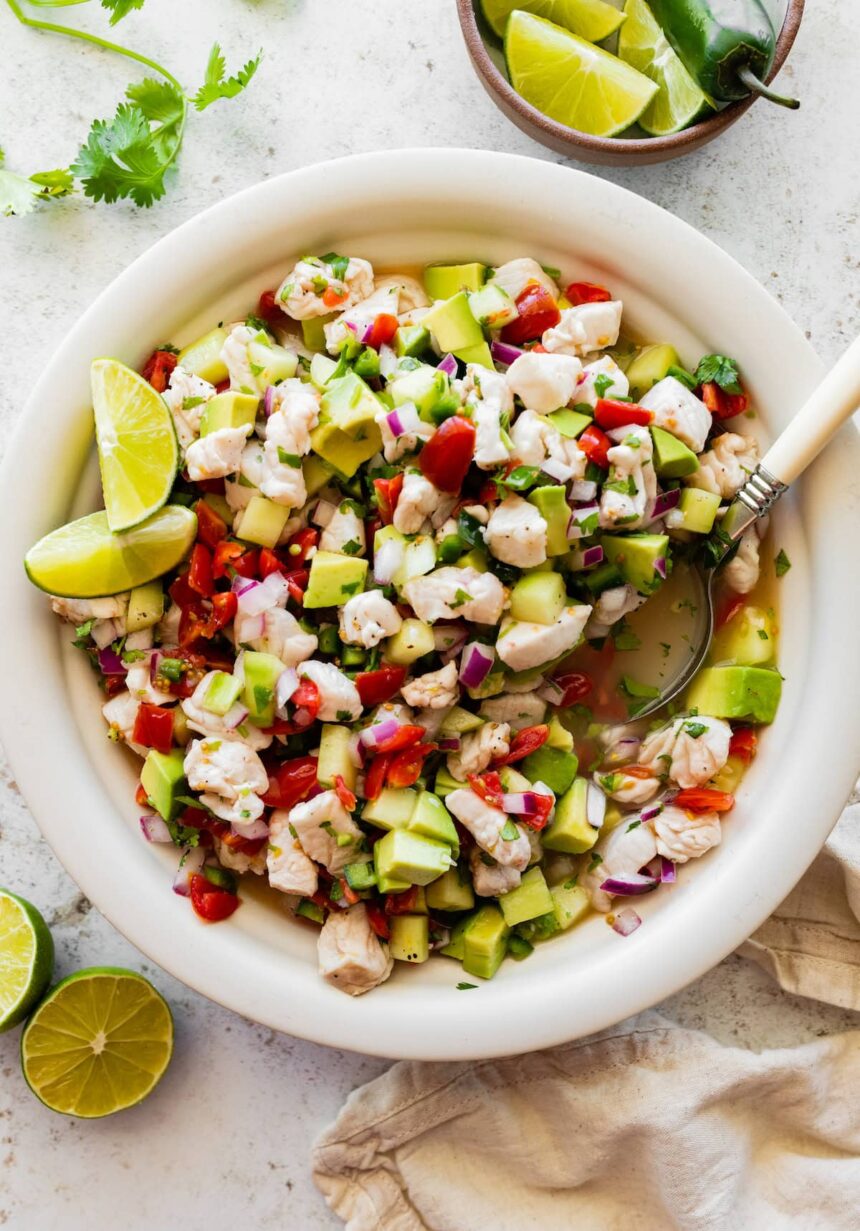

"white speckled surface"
[0,2,858,1227]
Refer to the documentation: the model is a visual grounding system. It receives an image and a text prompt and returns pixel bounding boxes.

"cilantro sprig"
[693,353,742,395]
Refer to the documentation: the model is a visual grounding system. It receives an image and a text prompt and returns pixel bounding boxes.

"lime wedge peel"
[21,967,174,1118]
[505,11,659,138]
[481,0,625,43]
[617,0,714,136]
[24,504,197,599]
[92,358,179,533]
[0,889,54,1033]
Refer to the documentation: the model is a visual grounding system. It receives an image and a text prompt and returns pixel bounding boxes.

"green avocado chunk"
[425,865,476,912]
[423,263,487,299]
[602,533,669,595]
[303,551,368,608]
[651,425,700,478]
[374,830,455,887]
[521,745,579,796]
[199,390,259,437]
[685,665,782,724]
[422,292,486,354]
[542,777,599,854]
[498,867,554,927]
[140,749,186,822]
[462,905,510,980]
[528,486,570,556]
[626,343,681,399]
[509,571,566,625]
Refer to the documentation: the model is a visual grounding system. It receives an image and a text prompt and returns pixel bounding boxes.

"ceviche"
[28,253,783,995]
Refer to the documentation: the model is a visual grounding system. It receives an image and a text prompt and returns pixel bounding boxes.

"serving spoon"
[635,334,860,720]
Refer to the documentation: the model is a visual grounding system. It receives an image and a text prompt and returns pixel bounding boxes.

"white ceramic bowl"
[2,150,858,1060]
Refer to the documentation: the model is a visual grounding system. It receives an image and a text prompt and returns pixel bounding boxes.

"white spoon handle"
[761,334,860,486]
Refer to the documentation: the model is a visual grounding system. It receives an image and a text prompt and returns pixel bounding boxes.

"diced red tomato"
[291,679,320,724]
[493,724,549,766]
[334,774,357,811]
[476,480,498,503]
[356,666,408,708]
[131,702,174,755]
[729,727,758,763]
[364,753,392,802]
[141,348,178,393]
[257,288,283,329]
[338,878,360,906]
[322,285,348,309]
[363,313,399,351]
[372,724,426,755]
[551,671,593,707]
[212,540,259,580]
[187,543,215,598]
[578,424,612,469]
[181,591,238,644]
[385,886,421,915]
[674,788,735,813]
[500,282,561,345]
[285,527,319,565]
[716,592,744,630]
[258,547,283,578]
[366,901,391,939]
[189,873,240,922]
[418,416,476,493]
[374,474,404,525]
[135,782,150,808]
[385,743,436,789]
[467,771,504,807]
[700,382,748,419]
[195,499,228,551]
[594,398,653,430]
[284,568,309,605]
[564,281,611,306]
[261,756,318,809]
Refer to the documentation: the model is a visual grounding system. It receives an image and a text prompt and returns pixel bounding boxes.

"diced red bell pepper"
[334,774,357,811]
[385,886,421,915]
[578,424,612,469]
[372,724,426,755]
[700,382,748,419]
[323,285,349,309]
[183,591,238,644]
[418,416,476,493]
[284,568,309,605]
[195,499,228,551]
[187,543,215,598]
[476,480,498,504]
[366,901,391,939]
[674,788,735,813]
[189,873,240,922]
[364,753,392,802]
[594,398,653,430]
[500,282,561,345]
[213,540,259,580]
[291,678,321,725]
[356,666,408,708]
[363,313,399,351]
[564,281,611,306]
[285,526,319,565]
[141,348,178,393]
[257,288,283,329]
[258,547,283,578]
[729,727,758,763]
[467,771,505,807]
[385,743,436,789]
[131,702,174,755]
[494,724,549,766]
[551,671,593,707]
[716,592,744,630]
[374,474,404,525]
[261,756,318,809]
[519,793,554,832]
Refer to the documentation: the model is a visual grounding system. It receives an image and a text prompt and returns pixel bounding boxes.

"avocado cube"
[302,454,336,498]
[551,882,591,931]
[394,325,431,358]
[317,724,357,791]
[374,829,454,887]
[685,665,782,724]
[468,283,517,330]
[498,867,554,927]
[521,745,579,795]
[377,871,412,895]
[433,766,462,799]
[200,390,259,438]
[361,787,418,831]
[711,604,776,667]
[386,617,435,665]
[626,343,682,399]
[242,651,285,726]
[546,408,593,438]
[651,425,700,478]
[602,534,670,595]
[546,716,574,751]
[140,749,186,822]
[304,551,368,608]
[408,791,459,855]
[127,580,164,633]
[310,419,382,478]
[462,905,510,980]
[465,670,506,701]
[422,292,485,354]
[509,571,566,625]
[389,914,430,963]
[237,495,291,550]
[670,488,721,534]
[178,326,229,385]
[455,548,489,572]
[423,262,486,299]
[425,865,475,913]
[528,486,570,556]
[454,340,495,367]
[320,371,384,439]
[202,671,242,717]
[543,777,599,854]
[439,914,470,960]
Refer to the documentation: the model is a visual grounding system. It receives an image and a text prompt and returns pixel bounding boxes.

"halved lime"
[21,967,173,1117]
[24,504,197,598]
[506,12,659,137]
[0,889,54,1033]
[618,0,714,135]
[482,0,625,43]
[92,358,179,532]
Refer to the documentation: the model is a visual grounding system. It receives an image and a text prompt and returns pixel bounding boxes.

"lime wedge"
[25,504,197,598]
[0,889,54,1033]
[92,358,179,532]
[481,0,625,43]
[21,967,173,1117]
[617,0,714,135]
[506,12,659,138]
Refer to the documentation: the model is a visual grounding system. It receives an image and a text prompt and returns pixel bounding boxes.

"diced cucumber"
[394,325,431,358]
[178,326,229,384]
[498,867,553,927]
[389,914,430,963]
[509,571,566,625]
[242,651,284,727]
[126,580,164,633]
[439,706,485,736]
[388,364,449,418]
[468,283,517,330]
[344,860,377,891]
[551,882,590,931]
[317,724,357,791]
[202,671,243,717]
[247,339,298,389]
[302,315,336,353]
[310,352,338,389]
[386,617,435,665]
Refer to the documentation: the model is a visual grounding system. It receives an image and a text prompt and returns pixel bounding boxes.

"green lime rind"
[505,11,659,138]
[0,889,54,1033]
[24,504,197,599]
[481,0,625,42]
[92,358,179,534]
[617,0,715,136]
[21,967,174,1118]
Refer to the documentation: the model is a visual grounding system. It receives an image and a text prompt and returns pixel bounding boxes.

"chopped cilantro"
[563,876,579,889]
[587,853,603,873]
[757,629,769,640]
[659,642,672,658]
[336,709,352,722]
[277,447,302,468]
[456,982,478,990]
[450,588,472,610]
[666,364,697,390]
[593,373,616,398]
[682,720,708,738]
[774,549,791,577]
[244,314,270,336]
[613,621,641,652]
[341,539,362,556]
[73,619,94,648]
[320,251,350,282]
[693,353,742,394]
[457,509,484,548]
[626,820,642,832]
[121,649,147,663]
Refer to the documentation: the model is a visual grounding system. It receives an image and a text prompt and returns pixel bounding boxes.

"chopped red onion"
[501,791,545,817]
[490,339,525,367]
[582,545,604,568]
[600,871,658,895]
[231,574,258,598]
[359,716,402,751]
[639,800,664,823]
[311,499,338,528]
[437,352,458,378]
[386,403,422,439]
[172,846,207,896]
[432,622,467,652]
[230,816,269,841]
[276,667,299,713]
[238,571,288,616]
[140,814,172,843]
[373,536,405,585]
[611,908,642,937]
[98,646,126,676]
[652,489,681,519]
[386,408,405,437]
[660,856,676,883]
[567,502,600,541]
[438,737,461,752]
[378,343,398,379]
[264,385,277,417]
[149,650,164,686]
[569,478,597,502]
[91,619,118,650]
[540,457,571,483]
[654,556,668,580]
[537,677,565,706]
[586,782,606,828]
[459,641,495,689]
[224,702,250,730]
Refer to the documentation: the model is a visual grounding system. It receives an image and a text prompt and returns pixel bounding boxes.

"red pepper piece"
[194,499,228,551]
[285,526,319,566]
[366,901,391,940]
[467,771,505,807]
[418,416,476,493]
[212,540,259,580]
[374,474,404,525]
[500,282,561,345]
[189,873,240,922]
[578,424,612,469]
[700,382,749,419]
[257,289,283,329]
[594,398,653,430]
[385,886,421,915]
[519,793,554,831]
[550,671,593,707]
[187,543,215,598]
[258,547,283,578]
[141,348,178,393]
[356,666,408,708]
[729,727,757,763]
[323,285,348,309]
[674,787,735,813]
[716,592,744,630]
[131,702,174,755]
[564,281,611,306]
[363,313,399,351]
[364,753,391,802]
[334,774,357,811]
[372,724,426,755]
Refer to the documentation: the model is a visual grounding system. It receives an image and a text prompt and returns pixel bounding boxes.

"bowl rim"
[1,148,858,1060]
[456,0,805,154]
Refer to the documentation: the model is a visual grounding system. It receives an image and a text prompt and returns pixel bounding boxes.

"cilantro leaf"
[0,147,73,217]
[694,354,742,395]
[126,76,184,127]
[193,43,262,112]
[774,548,792,578]
[100,0,146,25]
[72,101,175,207]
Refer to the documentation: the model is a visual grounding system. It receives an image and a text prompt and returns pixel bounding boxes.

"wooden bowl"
[457,0,805,166]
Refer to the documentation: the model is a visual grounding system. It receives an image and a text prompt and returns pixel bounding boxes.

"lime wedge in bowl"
[21,967,173,1117]
[24,504,197,598]
[0,889,54,1033]
[92,358,179,533]
[505,11,658,137]
[618,0,714,136]
[482,0,625,42]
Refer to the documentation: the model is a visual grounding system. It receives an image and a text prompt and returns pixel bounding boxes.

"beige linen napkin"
[314,793,860,1231]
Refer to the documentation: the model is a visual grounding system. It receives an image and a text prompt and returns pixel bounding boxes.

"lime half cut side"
[481,0,625,43]
[618,0,714,136]
[24,504,197,598]
[21,967,174,1117]
[92,358,179,532]
[0,889,54,1033]
[505,11,659,138]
